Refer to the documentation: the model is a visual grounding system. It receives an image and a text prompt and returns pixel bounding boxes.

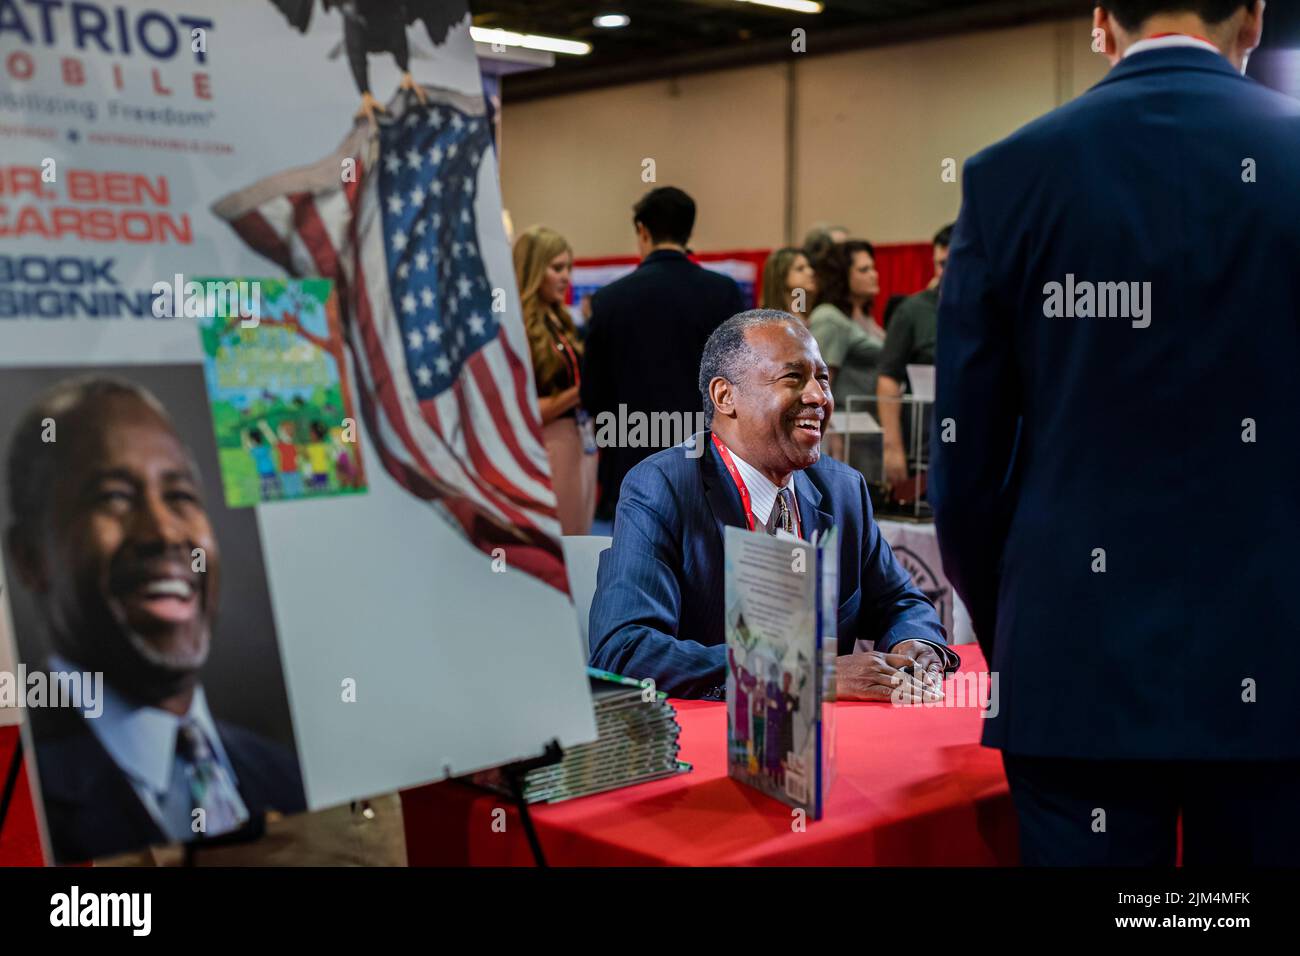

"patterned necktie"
[766,487,795,536]
[176,719,248,838]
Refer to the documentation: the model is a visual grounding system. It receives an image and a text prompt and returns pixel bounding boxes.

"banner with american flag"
[212,86,567,593]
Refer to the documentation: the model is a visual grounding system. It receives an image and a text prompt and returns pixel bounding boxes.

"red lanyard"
[711,434,800,536]
[1147,31,1213,44]
[544,311,581,390]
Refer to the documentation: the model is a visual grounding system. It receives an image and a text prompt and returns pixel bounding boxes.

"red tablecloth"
[0,725,43,867]
[402,644,1017,865]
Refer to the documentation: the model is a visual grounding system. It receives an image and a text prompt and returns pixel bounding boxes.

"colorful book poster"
[197,278,367,508]
[725,525,838,819]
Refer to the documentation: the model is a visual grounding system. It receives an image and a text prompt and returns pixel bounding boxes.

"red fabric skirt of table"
[401,644,1017,866]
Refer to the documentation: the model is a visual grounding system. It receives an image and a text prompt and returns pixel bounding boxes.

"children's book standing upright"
[724,524,838,819]
[197,277,367,508]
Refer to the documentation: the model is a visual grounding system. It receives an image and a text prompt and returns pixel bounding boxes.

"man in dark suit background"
[6,377,305,862]
[588,309,957,699]
[580,186,748,522]
[931,0,1300,864]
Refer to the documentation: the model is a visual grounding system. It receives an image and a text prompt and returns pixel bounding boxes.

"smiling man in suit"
[931,1,1300,864]
[5,376,305,863]
[588,309,957,700]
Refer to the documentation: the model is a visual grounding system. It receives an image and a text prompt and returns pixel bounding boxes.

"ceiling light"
[734,0,824,13]
[593,14,631,29]
[470,27,592,56]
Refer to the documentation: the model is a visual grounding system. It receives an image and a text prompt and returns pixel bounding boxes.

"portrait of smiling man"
[3,373,305,863]
[588,309,958,700]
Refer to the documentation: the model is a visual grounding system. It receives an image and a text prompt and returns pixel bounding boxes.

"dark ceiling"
[473,0,1079,99]
[472,0,1300,102]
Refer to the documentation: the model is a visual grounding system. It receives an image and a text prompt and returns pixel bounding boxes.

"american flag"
[213,87,567,592]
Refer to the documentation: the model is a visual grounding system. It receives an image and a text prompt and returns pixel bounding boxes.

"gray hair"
[6,375,175,542]
[698,309,806,426]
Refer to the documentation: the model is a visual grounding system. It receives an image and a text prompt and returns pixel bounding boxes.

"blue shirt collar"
[49,654,233,797]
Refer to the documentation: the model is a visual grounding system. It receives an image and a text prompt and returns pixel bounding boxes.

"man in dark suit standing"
[5,377,305,862]
[581,186,748,522]
[931,1,1299,864]
[588,310,957,699]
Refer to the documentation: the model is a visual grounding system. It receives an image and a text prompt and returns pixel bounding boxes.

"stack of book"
[514,669,690,804]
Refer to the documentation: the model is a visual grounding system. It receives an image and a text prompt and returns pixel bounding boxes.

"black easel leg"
[0,735,24,842]
[506,775,548,868]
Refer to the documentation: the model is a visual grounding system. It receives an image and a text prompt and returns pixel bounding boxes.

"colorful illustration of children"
[778,670,801,784]
[729,647,756,763]
[305,421,332,492]
[750,677,766,777]
[765,663,785,784]
[263,419,303,498]
[243,425,281,499]
[331,424,360,491]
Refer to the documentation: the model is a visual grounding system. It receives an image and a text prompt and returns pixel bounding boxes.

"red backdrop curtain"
[572,242,934,326]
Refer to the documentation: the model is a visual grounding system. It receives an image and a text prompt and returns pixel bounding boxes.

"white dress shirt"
[720,452,957,672]
[1124,34,1223,60]
[725,447,803,532]
[50,654,248,840]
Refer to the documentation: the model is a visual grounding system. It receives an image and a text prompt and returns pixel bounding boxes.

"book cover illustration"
[724,525,838,818]
[197,277,367,508]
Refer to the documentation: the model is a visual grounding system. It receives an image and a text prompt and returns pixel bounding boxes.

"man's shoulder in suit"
[593,254,738,311]
[623,433,864,510]
[969,50,1300,176]
[217,719,307,815]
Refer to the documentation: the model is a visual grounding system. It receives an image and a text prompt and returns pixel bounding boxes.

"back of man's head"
[633,187,696,247]
[1099,1,1254,33]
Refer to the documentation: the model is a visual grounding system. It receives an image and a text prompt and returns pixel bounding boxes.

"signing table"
[401,644,1016,866]
[0,725,42,866]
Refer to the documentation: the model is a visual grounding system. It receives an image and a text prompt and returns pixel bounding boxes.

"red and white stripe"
[213,112,568,592]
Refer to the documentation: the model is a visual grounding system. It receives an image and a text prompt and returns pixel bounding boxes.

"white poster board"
[0,0,595,861]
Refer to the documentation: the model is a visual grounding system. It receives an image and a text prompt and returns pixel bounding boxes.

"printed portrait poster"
[0,605,17,727]
[0,0,596,863]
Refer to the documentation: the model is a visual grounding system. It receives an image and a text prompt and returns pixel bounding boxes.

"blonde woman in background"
[759,247,817,319]
[513,226,597,535]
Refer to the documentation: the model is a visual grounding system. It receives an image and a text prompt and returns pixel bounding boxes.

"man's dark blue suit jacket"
[31,699,306,863]
[588,433,948,698]
[931,46,1300,761]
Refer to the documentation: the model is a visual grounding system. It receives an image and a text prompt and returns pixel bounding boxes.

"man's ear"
[708,376,736,423]
[1238,1,1266,58]
[6,525,50,595]
[1093,7,1121,64]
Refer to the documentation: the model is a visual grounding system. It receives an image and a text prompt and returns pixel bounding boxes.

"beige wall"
[500,17,1110,257]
